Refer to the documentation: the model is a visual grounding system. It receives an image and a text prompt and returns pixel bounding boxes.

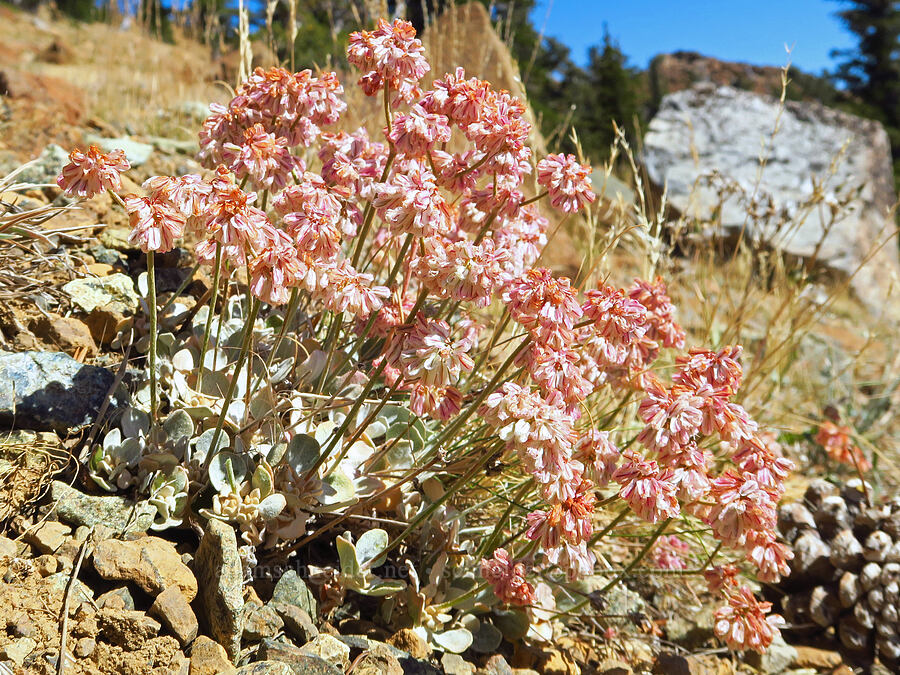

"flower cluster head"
[199,66,346,168]
[536,153,595,213]
[125,193,186,254]
[714,585,784,653]
[57,145,130,198]
[480,548,535,606]
[347,18,429,105]
[815,420,869,471]
[221,123,299,191]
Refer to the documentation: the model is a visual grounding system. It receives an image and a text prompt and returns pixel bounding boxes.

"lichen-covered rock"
[194,518,244,661]
[51,480,156,533]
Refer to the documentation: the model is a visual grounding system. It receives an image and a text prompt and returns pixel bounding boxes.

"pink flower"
[421,68,490,127]
[503,268,582,347]
[612,449,680,523]
[536,153,595,213]
[317,260,389,318]
[249,229,303,305]
[582,284,648,346]
[674,346,744,392]
[464,90,532,180]
[387,104,452,157]
[144,175,213,230]
[573,431,620,486]
[197,169,270,265]
[704,564,740,594]
[319,129,387,196]
[636,379,704,454]
[705,471,778,547]
[493,206,548,276]
[521,343,594,409]
[400,318,474,387]
[628,277,685,349]
[480,549,535,606]
[57,145,130,198]
[410,236,508,308]
[650,535,691,570]
[730,433,794,495]
[373,160,451,238]
[347,18,430,105]
[548,541,596,582]
[744,531,793,583]
[409,383,462,421]
[714,586,784,653]
[815,421,870,471]
[125,194,186,253]
[221,123,299,191]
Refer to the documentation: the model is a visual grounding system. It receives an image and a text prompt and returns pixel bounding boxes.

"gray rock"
[84,134,153,167]
[663,604,716,647]
[271,602,317,644]
[243,603,284,641]
[41,572,94,603]
[483,654,513,675]
[749,634,797,674]
[195,519,244,660]
[271,569,317,619]
[63,273,139,315]
[97,586,135,611]
[0,637,36,667]
[50,481,155,533]
[24,519,71,554]
[0,351,126,432]
[149,136,198,155]
[643,84,900,314]
[257,638,342,675]
[16,144,68,185]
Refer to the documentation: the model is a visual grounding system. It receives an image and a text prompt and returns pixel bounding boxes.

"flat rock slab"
[0,351,126,432]
[51,480,155,533]
[643,84,900,314]
[195,518,244,661]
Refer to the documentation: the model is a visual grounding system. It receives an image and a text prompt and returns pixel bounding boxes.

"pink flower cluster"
[57,145,130,198]
[480,548,535,606]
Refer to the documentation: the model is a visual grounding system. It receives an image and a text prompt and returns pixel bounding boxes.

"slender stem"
[521,190,548,207]
[385,233,413,289]
[351,149,396,267]
[147,251,159,424]
[305,357,389,480]
[316,311,343,395]
[249,287,301,399]
[203,298,261,472]
[196,242,222,392]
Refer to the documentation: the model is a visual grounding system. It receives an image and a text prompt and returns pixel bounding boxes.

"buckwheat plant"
[57,17,793,654]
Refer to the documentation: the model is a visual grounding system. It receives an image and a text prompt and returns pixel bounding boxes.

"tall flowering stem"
[196,243,223,393]
[204,297,261,473]
[147,251,159,424]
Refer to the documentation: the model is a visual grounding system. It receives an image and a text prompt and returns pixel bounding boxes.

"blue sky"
[530,0,856,75]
